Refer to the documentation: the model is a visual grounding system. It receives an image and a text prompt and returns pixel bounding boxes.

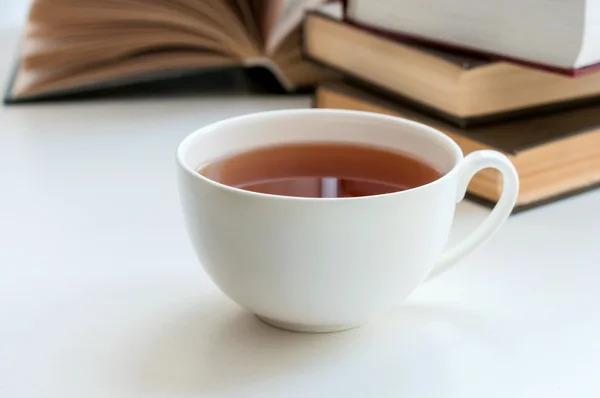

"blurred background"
[0,0,28,28]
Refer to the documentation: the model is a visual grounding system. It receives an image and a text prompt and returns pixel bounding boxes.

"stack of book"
[303,1,600,212]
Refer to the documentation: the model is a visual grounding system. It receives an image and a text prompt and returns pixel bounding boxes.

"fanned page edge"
[260,0,285,42]
[6,56,295,102]
[6,0,324,101]
[7,53,239,102]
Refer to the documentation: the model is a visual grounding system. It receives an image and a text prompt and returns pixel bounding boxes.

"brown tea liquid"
[198,142,442,198]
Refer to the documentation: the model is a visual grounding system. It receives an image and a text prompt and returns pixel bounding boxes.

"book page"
[29,0,260,57]
[257,0,285,43]
[265,0,327,54]
[13,50,234,99]
[227,0,262,45]
[198,0,260,54]
[23,30,233,72]
[267,26,337,87]
[12,0,267,100]
[9,0,333,100]
[313,2,343,19]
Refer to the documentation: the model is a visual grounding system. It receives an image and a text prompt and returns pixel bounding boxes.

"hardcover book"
[315,82,600,211]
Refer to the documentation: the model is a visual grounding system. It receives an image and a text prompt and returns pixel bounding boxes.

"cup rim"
[176,109,464,202]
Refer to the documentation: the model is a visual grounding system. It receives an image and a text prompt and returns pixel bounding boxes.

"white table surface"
[1,29,600,398]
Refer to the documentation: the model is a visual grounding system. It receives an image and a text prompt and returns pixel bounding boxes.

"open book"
[6,0,333,102]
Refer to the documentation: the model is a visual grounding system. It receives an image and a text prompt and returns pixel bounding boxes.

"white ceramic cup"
[177,109,519,332]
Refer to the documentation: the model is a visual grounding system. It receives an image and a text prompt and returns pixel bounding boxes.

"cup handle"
[425,150,519,282]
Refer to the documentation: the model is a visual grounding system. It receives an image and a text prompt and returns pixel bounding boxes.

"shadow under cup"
[176,109,465,332]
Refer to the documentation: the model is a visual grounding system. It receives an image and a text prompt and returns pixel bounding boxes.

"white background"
[0,0,29,29]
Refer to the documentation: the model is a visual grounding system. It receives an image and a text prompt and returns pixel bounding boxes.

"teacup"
[176,109,518,332]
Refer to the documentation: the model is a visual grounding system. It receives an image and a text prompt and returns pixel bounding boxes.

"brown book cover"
[314,81,600,212]
[303,8,600,128]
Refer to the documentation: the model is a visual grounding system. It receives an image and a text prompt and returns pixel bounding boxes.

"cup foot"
[257,315,364,333]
